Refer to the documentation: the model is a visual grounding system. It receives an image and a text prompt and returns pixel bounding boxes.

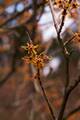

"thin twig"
[57,90,70,120]
[68,76,80,93]
[57,76,80,120]
[64,36,75,46]
[63,106,80,120]
[48,0,58,33]
[37,68,55,120]
[58,0,73,35]
[57,0,73,55]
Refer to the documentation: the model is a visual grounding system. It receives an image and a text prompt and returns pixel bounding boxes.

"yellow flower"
[34,54,50,68]
[22,42,39,55]
[22,42,50,69]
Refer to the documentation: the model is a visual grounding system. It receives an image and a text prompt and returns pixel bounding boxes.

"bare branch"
[68,76,80,93]
[0,1,46,28]
[58,0,73,35]
[57,76,80,120]
[64,36,75,46]
[48,0,58,33]
[37,68,55,120]
[57,0,73,56]
[64,106,80,120]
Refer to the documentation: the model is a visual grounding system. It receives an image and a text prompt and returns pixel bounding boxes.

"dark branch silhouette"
[64,106,80,120]
[0,1,46,28]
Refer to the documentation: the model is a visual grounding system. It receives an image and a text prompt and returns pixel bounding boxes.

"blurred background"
[0,0,80,120]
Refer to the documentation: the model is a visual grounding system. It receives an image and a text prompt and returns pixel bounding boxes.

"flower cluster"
[54,0,79,9]
[22,42,50,69]
[22,42,38,55]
